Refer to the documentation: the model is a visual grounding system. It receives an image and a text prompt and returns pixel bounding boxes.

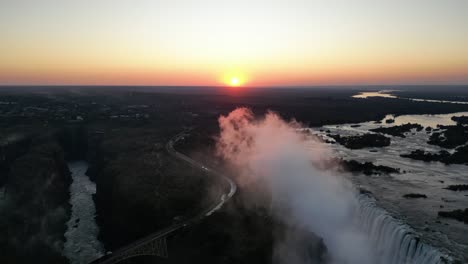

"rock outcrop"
[370,123,423,138]
[328,133,391,149]
[341,159,400,175]
[438,209,468,224]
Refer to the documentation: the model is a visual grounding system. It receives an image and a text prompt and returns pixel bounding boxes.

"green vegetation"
[428,125,468,149]
[451,116,468,125]
[2,86,468,263]
[328,133,391,149]
[90,127,216,250]
[444,185,468,191]
[370,123,423,138]
[403,193,427,199]
[341,159,400,175]
[401,146,468,165]
[0,138,71,264]
[438,209,468,224]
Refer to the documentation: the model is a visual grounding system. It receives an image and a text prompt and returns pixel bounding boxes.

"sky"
[0,0,467,86]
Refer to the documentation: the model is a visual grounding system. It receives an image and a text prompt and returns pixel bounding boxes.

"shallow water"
[63,161,104,264]
[352,91,397,99]
[352,90,468,105]
[310,111,468,262]
[407,98,468,105]
[381,112,468,127]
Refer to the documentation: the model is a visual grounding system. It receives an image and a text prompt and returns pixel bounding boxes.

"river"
[63,161,104,264]
[309,111,468,262]
[352,90,468,105]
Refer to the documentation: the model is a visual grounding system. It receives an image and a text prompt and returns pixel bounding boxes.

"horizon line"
[1,84,468,88]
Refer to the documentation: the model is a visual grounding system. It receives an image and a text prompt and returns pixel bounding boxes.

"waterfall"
[356,195,450,264]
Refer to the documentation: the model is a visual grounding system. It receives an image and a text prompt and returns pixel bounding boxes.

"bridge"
[90,132,237,264]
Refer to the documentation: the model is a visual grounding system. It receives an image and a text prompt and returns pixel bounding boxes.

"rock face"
[359,188,373,196]
[0,135,32,187]
[438,209,468,224]
[341,159,400,175]
[370,123,423,138]
[0,139,72,264]
[328,133,391,149]
[273,223,329,264]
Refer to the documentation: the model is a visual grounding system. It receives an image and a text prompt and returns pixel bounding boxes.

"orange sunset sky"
[1,0,467,86]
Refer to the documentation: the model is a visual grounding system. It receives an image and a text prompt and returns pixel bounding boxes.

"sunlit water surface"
[352,91,398,99]
[353,90,468,105]
[63,161,104,264]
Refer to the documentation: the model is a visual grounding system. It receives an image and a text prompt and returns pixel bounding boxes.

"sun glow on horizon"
[1,1,467,86]
[222,71,247,87]
[230,77,240,86]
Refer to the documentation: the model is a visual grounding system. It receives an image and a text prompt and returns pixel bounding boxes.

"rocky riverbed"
[63,161,104,264]
[310,111,468,262]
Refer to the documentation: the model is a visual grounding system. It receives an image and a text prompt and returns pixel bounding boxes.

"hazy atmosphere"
[1,0,467,86]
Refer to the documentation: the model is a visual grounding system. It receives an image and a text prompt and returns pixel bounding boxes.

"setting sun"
[230,77,240,86]
[222,71,247,87]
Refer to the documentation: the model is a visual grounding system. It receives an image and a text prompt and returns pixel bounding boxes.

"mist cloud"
[216,108,375,264]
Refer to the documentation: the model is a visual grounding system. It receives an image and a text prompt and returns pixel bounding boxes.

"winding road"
[90,132,237,263]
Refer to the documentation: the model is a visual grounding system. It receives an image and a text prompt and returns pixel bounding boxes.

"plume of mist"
[216,108,375,264]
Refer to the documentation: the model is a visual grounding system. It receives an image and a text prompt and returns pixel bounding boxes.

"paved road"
[90,132,237,264]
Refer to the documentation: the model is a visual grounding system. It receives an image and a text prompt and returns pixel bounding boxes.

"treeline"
[91,127,215,251]
[0,136,71,264]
